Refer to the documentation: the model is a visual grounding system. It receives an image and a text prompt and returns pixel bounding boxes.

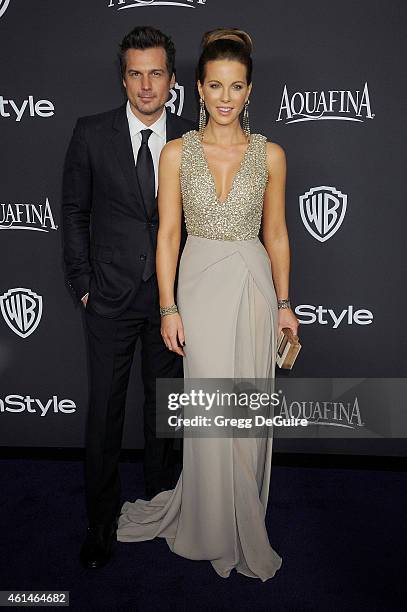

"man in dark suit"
[62,26,194,569]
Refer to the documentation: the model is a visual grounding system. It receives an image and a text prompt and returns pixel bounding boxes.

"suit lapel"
[111,104,147,215]
[110,105,183,218]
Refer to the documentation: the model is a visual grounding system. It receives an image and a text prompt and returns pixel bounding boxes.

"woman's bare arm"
[156,138,185,355]
[262,142,289,299]
[262,142,299,335]
[156,139,182,306]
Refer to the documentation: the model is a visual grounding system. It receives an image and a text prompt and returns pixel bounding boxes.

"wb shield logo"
[0,288,43,338]
[165,83,184,116]
[0,0,11,19]
[299,186,347,242]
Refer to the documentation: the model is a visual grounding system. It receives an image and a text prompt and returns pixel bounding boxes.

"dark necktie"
[136,129,155,220]
[136,129,156,281]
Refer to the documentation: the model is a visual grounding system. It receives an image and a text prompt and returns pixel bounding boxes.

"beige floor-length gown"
[116,130,282,581]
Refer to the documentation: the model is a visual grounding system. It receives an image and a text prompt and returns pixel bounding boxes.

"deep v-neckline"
[196,131,253,206]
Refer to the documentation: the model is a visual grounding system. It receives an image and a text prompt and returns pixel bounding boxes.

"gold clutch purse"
[276,327,302,370]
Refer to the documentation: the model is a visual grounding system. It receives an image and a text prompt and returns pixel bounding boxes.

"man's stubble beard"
[131,99,167,117]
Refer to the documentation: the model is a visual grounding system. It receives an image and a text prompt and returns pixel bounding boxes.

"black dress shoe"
[80,519,117,569]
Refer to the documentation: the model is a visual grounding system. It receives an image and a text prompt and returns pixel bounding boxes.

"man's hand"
[81,293,89,307]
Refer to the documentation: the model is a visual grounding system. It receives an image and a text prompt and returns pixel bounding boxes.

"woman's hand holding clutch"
[277,307,299,337]
[276,308,301,370]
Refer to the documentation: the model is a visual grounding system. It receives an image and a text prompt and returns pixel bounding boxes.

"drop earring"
[199,97,207,140]
[242,99,251,139]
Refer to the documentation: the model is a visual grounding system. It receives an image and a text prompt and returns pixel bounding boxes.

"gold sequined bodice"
[180,130,268,240]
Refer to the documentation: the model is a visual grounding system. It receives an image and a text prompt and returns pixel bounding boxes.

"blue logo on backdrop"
[108,0,206,9]
[277,83,374,124]
[0,0,11,19]
[0,197,58,232]
[0,96,55,121]
[299,186,347,242]
[0,395,77,416]
[166,83,184,116]
[0,288,43,339]
[295,305,373,328]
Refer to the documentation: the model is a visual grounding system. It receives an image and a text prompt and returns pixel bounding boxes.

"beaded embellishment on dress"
[180,130,268,241]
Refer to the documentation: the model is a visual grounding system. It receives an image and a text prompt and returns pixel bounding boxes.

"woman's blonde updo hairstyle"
[197,28,253,84]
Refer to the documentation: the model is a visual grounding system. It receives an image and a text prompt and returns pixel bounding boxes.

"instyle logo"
[166,83,184,116]
[0,197,58,232]
[278,395,364,428]
[0,395,77,416]
[0,96,55,122]
[295,304,373,328]
[108,0,206,10]
[277,82,374,124]
[0,0,11,19]
[0,288,43,339]
[299,186,347,242]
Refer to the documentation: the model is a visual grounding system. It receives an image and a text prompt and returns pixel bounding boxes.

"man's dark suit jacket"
[62,103,194,318]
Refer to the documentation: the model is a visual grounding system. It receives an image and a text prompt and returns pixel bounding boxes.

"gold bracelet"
[277,298,291,310]
[160,304,178,316]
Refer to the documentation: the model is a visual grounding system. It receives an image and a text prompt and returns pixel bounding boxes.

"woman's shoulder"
[160,137,184,163]
[251,134,286,165]
[264,139,286,166]
[158,139,183,175]
[252,133,285,154]
[162,130,198,155]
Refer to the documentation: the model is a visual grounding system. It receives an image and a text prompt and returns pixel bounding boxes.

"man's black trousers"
[83,275,182,526]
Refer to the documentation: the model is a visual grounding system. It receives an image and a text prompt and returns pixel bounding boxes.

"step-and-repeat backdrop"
[0,0,406,454]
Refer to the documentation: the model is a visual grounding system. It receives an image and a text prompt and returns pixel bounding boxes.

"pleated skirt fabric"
[117,235,282,581]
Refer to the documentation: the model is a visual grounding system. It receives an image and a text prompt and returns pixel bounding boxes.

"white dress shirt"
[82,102,167,303]
[126,100,167,197]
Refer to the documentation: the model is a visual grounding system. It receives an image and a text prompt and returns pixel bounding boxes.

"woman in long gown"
[117,28,299,581]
